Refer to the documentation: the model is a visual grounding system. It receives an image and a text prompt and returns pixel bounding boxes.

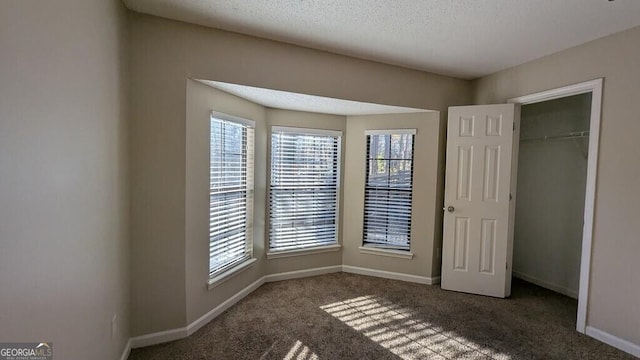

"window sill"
[208,258,257,290]
[359,246,414,260]
[267,244,341,259]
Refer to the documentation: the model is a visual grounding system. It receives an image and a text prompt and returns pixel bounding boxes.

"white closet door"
[441,104,518,298]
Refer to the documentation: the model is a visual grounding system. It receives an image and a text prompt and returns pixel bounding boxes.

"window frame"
[267,126,342,256]
[361,129,416,254]
[208,111,256,283]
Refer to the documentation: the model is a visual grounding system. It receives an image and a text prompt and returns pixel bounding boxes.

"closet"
[513,93,592,298]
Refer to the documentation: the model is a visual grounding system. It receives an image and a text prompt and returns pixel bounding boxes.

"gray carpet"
[129,273,634,359]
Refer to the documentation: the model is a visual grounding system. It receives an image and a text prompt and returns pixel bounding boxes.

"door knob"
[447,206,455,212]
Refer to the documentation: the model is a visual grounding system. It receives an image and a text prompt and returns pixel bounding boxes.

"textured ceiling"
[199,80,431,116]
[123,0,640,79]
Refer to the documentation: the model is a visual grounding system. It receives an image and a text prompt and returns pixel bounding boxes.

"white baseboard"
[129,265,439,350]
[187,266,340,337]
[512,271,578,299]
[342,265,440,285]
[264,265,342,282]
[119,339,131,360]
[130,277,266,349]
[586,326,640,358]
[186,277,266,336]
[130,327,188,349]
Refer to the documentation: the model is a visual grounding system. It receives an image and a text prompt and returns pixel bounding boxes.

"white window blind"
[270,127,341,252]
[209,112,255,278]
[363,130,415,250]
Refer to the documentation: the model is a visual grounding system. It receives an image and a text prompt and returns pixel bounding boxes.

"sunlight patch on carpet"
[283,340,319,360]
[320,295,511,360]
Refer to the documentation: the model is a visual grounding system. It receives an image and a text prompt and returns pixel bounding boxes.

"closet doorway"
[509,79,603,333]
[514,94,590,296]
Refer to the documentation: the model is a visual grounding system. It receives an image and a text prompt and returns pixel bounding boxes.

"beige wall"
[5,0,636,353]
[473,25,640,346]
[186,82,347,323]
[186,81,443,326]
[342,112,442,278]
[130,12,470,336]
[185,80,267,324]
[0,1,130,359]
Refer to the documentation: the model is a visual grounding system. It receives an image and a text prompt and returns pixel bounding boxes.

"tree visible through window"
[209,113,254,278]
[269,127,341,252]
[363,131,415,250]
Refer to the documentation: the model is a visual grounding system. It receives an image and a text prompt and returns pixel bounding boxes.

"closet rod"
[520,130,590,142]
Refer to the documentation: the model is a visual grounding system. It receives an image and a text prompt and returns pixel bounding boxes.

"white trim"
[358,246,414,259]
[585,326,640,358]
[131,277,266,349]
[272,126,342,137]
[268,128,342,255]
[208,258,257,290]
[119,339,131,360]
[208,113,256,286]
[130,327,188,349]
[342,265,439,285]
[513,271,578,299]
[264,265,342,282]
[507,79,602,105]
[211,111,255,127]
[365,129,416,135]
[267,244,341,259]
[508,78,603,334]
[578,79,602,333]
[129,265,440,349]
[188,277,265,336]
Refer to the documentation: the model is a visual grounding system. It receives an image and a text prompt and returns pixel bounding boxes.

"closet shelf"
[520,130,589,142]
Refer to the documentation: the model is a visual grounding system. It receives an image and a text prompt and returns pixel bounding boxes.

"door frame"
[507,78,603,334]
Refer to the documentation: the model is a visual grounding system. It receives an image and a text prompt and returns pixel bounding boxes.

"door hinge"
[506,262,509,270]
[509,193,512,201]
[513,123,516,131]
